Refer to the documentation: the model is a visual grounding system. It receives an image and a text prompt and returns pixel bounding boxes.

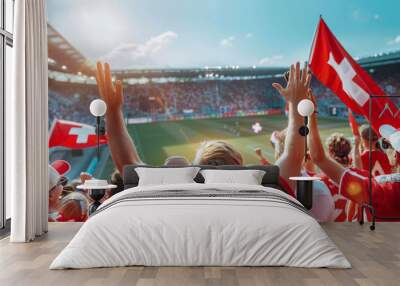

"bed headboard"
[123,164,283,191]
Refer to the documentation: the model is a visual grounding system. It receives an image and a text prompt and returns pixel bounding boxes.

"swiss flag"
[49,119,107,149]
[309,18,400,141]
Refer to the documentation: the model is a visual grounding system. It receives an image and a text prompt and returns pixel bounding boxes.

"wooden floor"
[0,222,399,286]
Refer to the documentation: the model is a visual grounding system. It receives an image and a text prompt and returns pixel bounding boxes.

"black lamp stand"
[96,116,100,161]
[88,116,105,215]
[296,116,313,210]
[296,180,313,210]
[299,116,309,162]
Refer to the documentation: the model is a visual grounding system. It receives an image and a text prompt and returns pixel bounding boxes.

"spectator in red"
[308,97,400,220]
[57,192,89,222]
[254,147,270,165]
[359,124,392,176]
[48,166,65,222]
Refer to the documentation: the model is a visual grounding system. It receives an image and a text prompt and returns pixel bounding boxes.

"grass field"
[102,114,352,177]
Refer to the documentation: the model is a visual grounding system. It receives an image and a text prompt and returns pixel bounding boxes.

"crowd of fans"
[255,119,400,222]
[49,77,286,125]
[48,70,400,125]
[48,165,124,222]
[49,79,98,126]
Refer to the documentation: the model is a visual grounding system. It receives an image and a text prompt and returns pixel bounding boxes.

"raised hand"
[308,88,316,105]
[272,62,312,104]
[307,88,318,119]
[96,62,124,112]
[254,147,270,165]
[95,62,143,172]
[80,172,92,183]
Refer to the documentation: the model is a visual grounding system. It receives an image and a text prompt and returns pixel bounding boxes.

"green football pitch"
[102,115,353,176]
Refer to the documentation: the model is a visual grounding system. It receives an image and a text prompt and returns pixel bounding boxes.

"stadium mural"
[47,1,400,223]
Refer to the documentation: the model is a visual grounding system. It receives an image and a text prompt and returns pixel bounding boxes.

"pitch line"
[179,128,191,143]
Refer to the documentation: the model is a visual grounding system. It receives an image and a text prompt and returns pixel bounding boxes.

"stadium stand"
[48,61,400,125]
[48,76,287,125]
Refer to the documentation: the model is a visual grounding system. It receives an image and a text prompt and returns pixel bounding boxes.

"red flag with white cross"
[309,18,400,150]
[49,119,107,149]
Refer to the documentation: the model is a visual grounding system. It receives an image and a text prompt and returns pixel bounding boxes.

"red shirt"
[340,168,400,219]
[308,171,359,222]
[361,150,392,176]
[56,213,87,222]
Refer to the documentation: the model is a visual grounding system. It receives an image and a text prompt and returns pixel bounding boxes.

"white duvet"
[50,183,351,269]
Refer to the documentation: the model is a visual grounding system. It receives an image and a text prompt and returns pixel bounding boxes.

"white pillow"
[200,169,266,185]
[136,167,200,186]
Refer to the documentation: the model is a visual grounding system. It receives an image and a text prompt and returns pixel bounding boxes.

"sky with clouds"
[47,0,400,69]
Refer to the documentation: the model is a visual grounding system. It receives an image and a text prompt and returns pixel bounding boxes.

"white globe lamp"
[297,99,315,117]
[90,99,107,117]
[90,99,107,161]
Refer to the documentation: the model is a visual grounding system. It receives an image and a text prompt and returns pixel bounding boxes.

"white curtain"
[7,0,49,242]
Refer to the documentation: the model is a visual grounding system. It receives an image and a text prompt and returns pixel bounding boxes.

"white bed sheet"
[50,183,350,269]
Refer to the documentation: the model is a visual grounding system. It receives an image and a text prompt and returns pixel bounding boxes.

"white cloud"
[258,55,284,66]
[387,35,400,45]
[101,31,178,68]
[245,33,253,39]
[220,36,235,47]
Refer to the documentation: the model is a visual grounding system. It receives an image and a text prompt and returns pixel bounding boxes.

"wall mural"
[47,1,400,223]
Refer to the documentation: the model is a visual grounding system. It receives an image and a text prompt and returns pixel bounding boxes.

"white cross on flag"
[49,119,107,149]
[309,18,400,151]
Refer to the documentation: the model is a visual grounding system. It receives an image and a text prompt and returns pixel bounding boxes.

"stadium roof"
[48,24,95,76]
[111,66,287,79]
[47,21,400,81]
[358,51,400,68]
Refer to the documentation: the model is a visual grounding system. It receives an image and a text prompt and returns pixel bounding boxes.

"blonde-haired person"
[271,129,287,161]
[193,140,243,165]
[95,61,311,191]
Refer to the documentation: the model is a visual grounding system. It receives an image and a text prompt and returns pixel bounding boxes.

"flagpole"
[308,15,322,66]
[368,98,376,230]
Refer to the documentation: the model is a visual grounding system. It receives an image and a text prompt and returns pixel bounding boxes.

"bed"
[50,165,350,269]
